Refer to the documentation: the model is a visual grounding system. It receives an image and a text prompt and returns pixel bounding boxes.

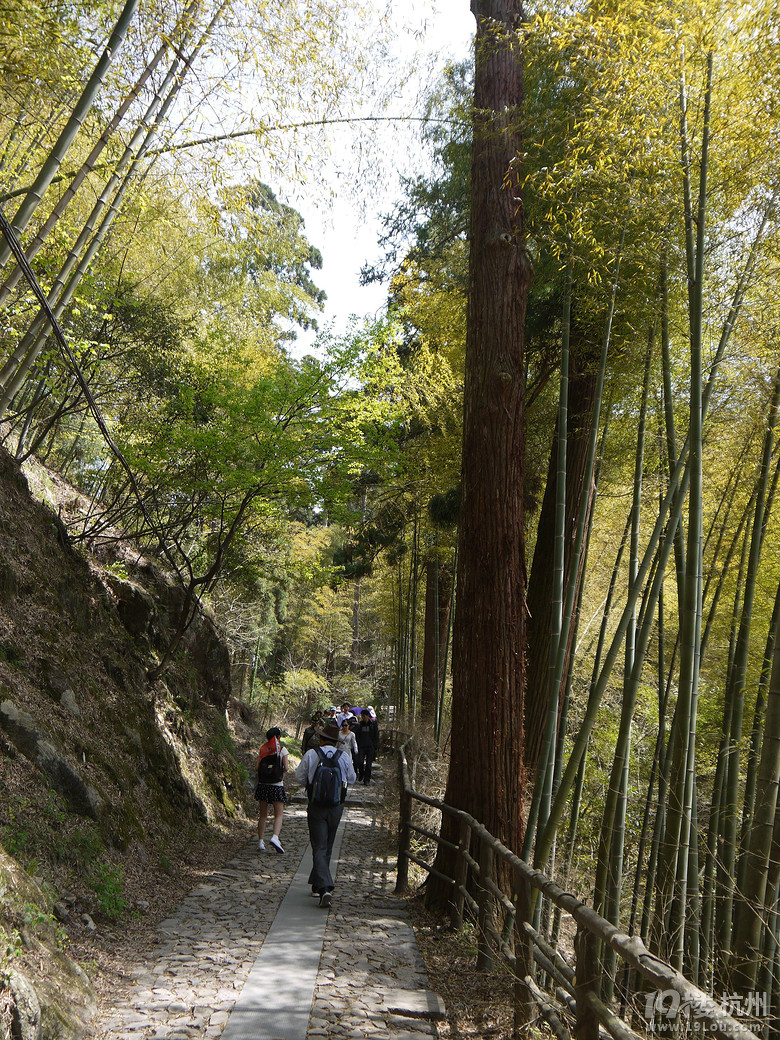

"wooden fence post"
[450,816,471,929]
[513,870,536,1038]
[477,838,497,970]
[395,784,412,895]
[574,925,600,1040]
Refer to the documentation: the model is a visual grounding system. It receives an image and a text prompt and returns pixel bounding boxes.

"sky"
[289,1,474,352]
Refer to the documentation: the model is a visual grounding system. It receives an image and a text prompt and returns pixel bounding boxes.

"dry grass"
[407,891,523,1039]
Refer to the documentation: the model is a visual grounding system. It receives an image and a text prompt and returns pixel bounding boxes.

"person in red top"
[255,726,289,853]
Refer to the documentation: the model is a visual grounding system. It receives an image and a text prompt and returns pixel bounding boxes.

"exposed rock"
[35,742,104,819]
[0,846,48,907]
[184,614,231,710]
[104,574,159,639]
[0,699,40,760]
[7,971,41,1040]
[41,665,76,715]
[0,705,103,819]
[59,689,80,716]
[33,945,96,1039]
[52,902,70,923]
[0,849,96,1040]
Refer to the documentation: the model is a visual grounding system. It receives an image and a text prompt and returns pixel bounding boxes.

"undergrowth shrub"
[87,862,126,920]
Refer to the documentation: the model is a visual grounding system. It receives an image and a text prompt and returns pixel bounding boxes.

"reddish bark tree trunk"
[427,0,529,905]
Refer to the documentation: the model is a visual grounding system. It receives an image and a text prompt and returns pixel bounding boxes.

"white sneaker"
[269,835,285,854]
[257,840,265,851]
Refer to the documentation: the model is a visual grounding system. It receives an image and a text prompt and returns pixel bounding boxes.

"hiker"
[255,726,289,854]
[301,711,323,754]
[294,719,356,908]
[337,715,358,762]
[355,708,379,785]
[336,701,352,726]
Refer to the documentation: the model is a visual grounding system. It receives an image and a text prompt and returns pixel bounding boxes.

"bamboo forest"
[3,0,780,1037]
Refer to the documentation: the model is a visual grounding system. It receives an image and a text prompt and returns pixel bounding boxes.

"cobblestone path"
[91,769,444,1040]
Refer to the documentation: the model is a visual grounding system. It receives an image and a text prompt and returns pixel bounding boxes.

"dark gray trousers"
[306,802,343,894]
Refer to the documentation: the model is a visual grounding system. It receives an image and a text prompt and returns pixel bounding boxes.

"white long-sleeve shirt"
[295,744,357,787]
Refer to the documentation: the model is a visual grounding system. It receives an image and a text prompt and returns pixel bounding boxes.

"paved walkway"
[92,765,445,1040]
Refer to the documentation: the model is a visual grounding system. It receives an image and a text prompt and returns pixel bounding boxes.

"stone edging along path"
[90,764,446,1040]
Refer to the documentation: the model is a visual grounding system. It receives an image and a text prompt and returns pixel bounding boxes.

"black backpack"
[257,739,284,784]
[310,747,344,806]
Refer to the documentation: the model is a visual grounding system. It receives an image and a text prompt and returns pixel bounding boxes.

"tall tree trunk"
[524,327,599,774]
[594,321,654,998]
[716,365,780,982]
[731,606,780,992]
[421,559,436,719]
[427,0,529,906]
[655,52,712,973]
[421,556,452,723]
[351,577,361,671]
[436,549,457,746]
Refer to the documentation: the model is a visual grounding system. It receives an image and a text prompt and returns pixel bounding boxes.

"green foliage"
[17,901,68,949]
[0,925,22,981]
[104,561,130,581]
[66,825,105,869]
[10,0,780,994]
[210,716,236,759]
[283,734,302,759]
[21,902,51,927]
[86,862,126,920]
[212,180,326,335]
[2,794,65,863]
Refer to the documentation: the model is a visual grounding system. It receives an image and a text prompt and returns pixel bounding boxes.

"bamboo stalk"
[0,0,139,265]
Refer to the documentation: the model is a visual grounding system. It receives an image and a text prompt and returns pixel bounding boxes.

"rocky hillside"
[0,445,258,1038]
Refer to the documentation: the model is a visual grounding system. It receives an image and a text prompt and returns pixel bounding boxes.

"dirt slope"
[0,445,258,1038]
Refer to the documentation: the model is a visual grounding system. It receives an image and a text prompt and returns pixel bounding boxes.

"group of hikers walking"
[253,701,381,908]
[303,703,380,784]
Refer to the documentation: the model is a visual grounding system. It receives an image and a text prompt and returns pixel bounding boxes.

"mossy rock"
[0,848,96,1040]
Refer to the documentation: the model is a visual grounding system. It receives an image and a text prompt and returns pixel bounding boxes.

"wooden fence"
[393,737,759,1040]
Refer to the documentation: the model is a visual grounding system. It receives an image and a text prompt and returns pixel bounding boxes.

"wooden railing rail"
[393,738,759,1040]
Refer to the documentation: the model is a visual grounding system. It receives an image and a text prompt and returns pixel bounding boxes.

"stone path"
[91,766,445,1040]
